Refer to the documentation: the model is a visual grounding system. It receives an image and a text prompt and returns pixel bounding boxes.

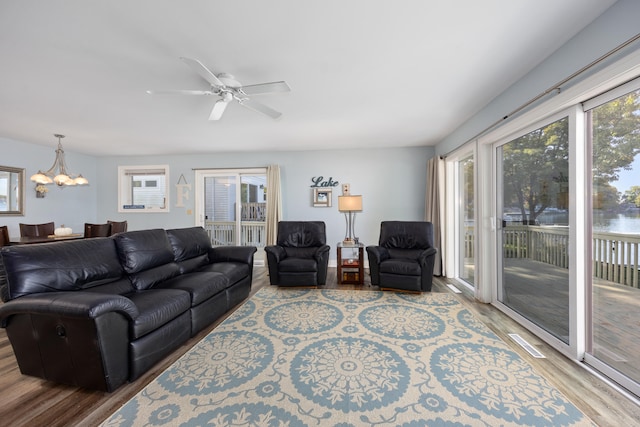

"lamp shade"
[338,195,362,212]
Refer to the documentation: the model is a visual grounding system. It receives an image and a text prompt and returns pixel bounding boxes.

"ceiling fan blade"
[180,57,224,88]
[209,99,230,120]
[146,89,213,95]
[240,81,291,96]
[239,98,282,119]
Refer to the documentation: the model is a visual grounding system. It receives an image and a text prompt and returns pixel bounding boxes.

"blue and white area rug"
[101,287,592,426]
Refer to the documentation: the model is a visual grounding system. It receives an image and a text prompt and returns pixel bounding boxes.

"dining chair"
[0,225,10,247]
[19,222,55,237]
[107,220,128,235]
[84,223,112,238]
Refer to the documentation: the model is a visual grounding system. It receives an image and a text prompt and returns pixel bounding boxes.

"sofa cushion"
[0,238,124,301]
[114,229,179,290]
[202,262,250,284]
[126,289,191,339]
[157,271,229,306]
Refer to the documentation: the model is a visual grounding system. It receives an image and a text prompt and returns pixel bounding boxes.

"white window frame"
[118,165,170,213]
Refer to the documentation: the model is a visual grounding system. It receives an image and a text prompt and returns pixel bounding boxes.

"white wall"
[436,0,640,157]
[95,146,434,261]
[0,136,98,237]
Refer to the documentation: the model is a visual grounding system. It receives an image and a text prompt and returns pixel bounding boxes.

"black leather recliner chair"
[366,221,437,292]
[265,221,330,286]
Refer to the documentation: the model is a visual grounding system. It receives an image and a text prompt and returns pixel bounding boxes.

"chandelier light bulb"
[30,134,89,188]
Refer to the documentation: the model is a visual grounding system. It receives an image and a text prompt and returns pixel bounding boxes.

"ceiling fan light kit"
[147,57,290,121]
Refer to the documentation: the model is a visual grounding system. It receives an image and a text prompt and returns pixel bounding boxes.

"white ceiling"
[0,0,617,156]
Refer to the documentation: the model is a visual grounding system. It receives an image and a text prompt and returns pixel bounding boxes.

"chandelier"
[30,134,89,186]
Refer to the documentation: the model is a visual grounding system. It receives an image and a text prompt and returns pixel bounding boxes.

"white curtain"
[266,164,283,245]
[425,156,445,276]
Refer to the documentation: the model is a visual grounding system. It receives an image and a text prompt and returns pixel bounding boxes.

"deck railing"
[204,220,266,248]
[464,225,639,288]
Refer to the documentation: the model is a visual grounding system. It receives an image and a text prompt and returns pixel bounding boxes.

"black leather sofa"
[0,227,256,391]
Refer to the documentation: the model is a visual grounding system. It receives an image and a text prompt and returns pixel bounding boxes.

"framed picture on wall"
[313,188,332,207]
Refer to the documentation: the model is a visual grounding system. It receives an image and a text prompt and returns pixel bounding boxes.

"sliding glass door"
[458,154,475,287]
[585,81,640,389]
[497,116,571,344]
[195,168,267,265]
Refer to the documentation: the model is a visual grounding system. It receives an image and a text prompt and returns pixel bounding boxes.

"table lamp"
[338,195,363,244]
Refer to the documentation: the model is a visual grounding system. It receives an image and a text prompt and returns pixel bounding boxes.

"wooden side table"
[337,242,364,285]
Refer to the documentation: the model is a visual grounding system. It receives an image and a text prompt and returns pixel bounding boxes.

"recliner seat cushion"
[388,248,424,261]
[380,259,422,276]
[279,257,318,273]
[126,289,190,339]
[201,262,250,284]
[157,272,228,306]
[283,247,319,259]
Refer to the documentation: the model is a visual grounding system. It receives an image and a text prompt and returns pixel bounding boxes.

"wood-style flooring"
[1,267,640,426]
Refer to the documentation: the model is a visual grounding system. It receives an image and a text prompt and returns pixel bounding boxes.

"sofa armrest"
[0,292,139,327]
[208,246,257,265]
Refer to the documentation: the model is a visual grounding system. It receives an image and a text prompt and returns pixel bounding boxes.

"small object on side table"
[337,241,364,285]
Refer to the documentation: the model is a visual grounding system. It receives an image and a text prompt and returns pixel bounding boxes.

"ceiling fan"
[147,57,291,120]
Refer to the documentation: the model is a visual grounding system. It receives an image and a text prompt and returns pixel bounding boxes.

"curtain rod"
[443,32,640,158]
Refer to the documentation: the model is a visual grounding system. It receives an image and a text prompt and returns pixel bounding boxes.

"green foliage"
[502,117,569,222]
[502,89,640,221]
[623,185,640,207]
[592,91,640,183]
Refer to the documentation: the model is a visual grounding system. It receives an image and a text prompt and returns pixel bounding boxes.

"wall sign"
[310,176,339,188]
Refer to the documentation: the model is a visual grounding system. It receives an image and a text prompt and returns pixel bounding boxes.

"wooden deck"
[0,268,639,426]
[503,258,640,384]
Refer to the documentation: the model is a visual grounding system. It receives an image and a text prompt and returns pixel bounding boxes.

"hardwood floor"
[1,267,640,426]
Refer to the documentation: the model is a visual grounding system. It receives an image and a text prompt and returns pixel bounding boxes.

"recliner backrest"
[379,221,434,250]
[0,237,126,301]
[276,221,326,248]
[166,227,212,273]
[114,229,179,290]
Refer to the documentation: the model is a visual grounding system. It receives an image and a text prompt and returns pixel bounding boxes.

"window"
[118,165,169,212]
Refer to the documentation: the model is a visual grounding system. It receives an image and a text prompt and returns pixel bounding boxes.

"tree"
[502,90,640,223]
[623,186,640,207]
[502,117,569,224]
[591,91,640,184]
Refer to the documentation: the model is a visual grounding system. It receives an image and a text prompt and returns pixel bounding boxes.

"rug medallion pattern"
[102,287,592,426]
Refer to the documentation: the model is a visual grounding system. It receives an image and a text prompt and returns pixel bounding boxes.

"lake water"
[593,213,640,235]
[506,211,640,235]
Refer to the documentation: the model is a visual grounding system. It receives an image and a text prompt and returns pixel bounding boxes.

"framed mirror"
[0,165,25,216]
